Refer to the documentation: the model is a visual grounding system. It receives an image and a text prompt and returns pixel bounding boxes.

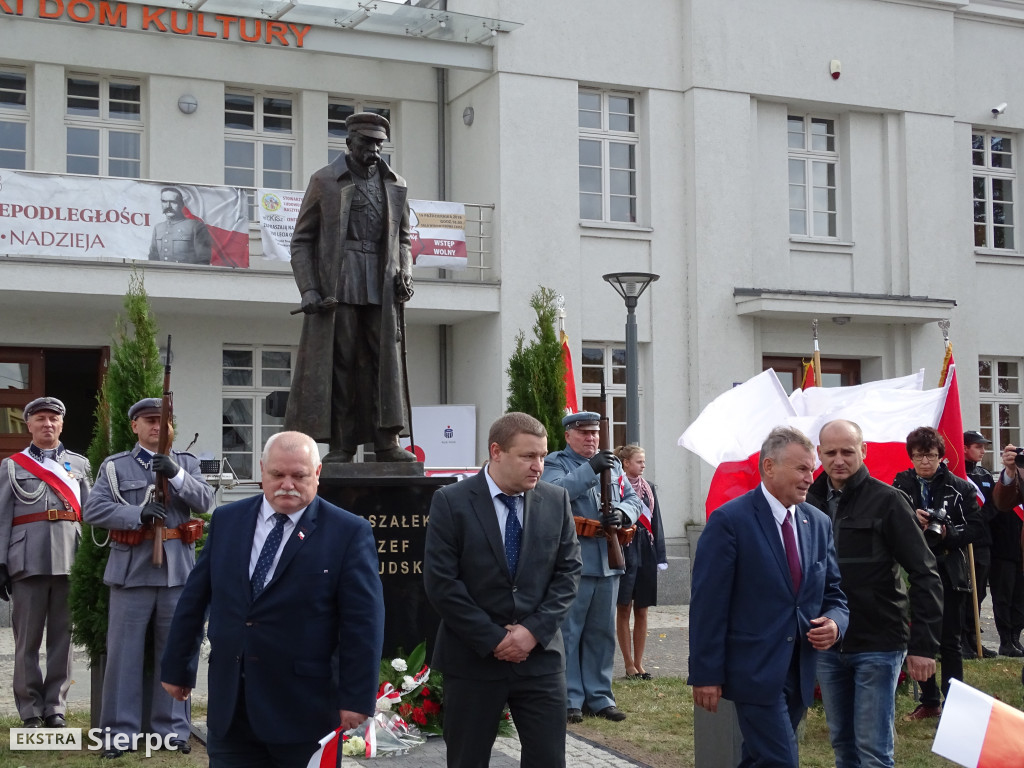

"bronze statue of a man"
[285,112,415,463]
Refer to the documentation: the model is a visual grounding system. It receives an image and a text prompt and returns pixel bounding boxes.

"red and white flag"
[305,728,344,767]
[800,359,816,390]
[678,368,959,517]
[932,678,1024,767]
[179,186,249,268]
[561,331,579,416]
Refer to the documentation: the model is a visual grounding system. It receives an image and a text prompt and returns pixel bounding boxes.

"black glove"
[588,449,616,474]
[152,453,180,479]
[0,565,10,602]
[602,507,624,528]
[140,501,167,524]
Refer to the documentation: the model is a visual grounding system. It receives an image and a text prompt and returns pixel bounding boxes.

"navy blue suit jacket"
[161,494,384,743]
[687,487,849,707]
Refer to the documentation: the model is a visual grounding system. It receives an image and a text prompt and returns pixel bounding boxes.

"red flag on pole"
[801,359,817,389]
[937,349,968,481]
[560,331,578,415]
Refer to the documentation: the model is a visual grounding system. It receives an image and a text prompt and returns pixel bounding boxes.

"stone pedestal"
[316,463,454,661]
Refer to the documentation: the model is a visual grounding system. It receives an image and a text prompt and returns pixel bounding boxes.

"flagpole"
[812,319,822,386]
[939,320,983,659]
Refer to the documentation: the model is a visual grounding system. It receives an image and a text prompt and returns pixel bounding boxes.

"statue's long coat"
[284,157,411,444]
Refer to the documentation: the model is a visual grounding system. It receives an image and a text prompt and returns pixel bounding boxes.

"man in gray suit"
[83,398,214,758]
[0,396,90,728]
[424,412,582,768]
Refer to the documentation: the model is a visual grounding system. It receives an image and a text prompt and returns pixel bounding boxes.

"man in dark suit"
[161,431,384,768]
[286,111,415,463]
[424,412,582,768]
[688,426,849,768]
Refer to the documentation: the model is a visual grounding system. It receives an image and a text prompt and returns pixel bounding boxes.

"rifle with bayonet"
[152,334,172,569]
[596,377,625,571]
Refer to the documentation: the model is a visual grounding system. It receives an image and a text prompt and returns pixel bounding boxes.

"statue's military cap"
[346,111,390,141]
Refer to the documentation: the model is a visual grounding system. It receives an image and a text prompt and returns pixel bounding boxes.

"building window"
[327,99,393,165]
[979,358,1020,472]
[578,88,638,223]
[580,344,628,446]
[763,356,861,394]
[973,131,1015,250]
[221,346,293,480]
[0,68,27,170]
[65,74,142,178]
[788,115,838,238]
[225,90,294,218]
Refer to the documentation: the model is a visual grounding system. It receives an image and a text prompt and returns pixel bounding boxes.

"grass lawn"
[570,657,1024,768]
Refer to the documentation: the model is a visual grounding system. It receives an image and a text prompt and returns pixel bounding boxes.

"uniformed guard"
[83,398,214,758]
[147,186,213,265]
[0,396,90,728]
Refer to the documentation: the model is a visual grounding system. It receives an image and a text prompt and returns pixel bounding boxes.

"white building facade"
[3,0,1024,595]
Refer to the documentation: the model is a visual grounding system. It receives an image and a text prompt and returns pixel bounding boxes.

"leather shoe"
[566,708,583,724]
[903,704,941,721]
[999,642,1024,658]
[44,713,66,728]
[168,738,191,754]
[22,716,43,727]
[101,748,126,759]
[595,705,627,721]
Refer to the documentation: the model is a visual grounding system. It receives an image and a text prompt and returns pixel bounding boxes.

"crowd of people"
[3,394,1020,768]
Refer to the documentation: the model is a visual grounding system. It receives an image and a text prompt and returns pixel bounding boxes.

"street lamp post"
[602,272,659,446]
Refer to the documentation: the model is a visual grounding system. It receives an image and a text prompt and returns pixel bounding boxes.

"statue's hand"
[394,271,414,303]
[300,289,323,314]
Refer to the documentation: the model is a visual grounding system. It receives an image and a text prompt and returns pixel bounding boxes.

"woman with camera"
[893,426,985,720]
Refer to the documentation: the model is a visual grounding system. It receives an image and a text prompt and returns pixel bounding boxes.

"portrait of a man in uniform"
[148,186,213,265]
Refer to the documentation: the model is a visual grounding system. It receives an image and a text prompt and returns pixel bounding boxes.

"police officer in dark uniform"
[83,398,214,757]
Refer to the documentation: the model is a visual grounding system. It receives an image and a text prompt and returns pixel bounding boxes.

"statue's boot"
[375,446,417,462]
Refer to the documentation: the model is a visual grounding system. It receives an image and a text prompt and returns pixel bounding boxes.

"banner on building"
[0,171,249,267]
[400,405,476,468]
[255,190,468,271]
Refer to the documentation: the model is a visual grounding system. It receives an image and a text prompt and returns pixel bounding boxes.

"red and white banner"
[561,330,579,415]
[409,200,467,270]
[254,191,469,271]
[932,679,1024,767]
[678,368,961,517]
[0,171,249,267]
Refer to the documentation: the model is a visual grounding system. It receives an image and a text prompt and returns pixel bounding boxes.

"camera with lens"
[923,507,948,544]
[1014,447,1024,468]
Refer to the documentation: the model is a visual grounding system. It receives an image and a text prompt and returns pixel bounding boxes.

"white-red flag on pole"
[932,678,1024,767]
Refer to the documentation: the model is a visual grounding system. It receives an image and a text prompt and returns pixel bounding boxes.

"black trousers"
[920,568,965,707]
[443,671,567,768]
[989,556,1024,638]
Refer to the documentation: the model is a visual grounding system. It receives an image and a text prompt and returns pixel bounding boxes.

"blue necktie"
[498,493,522,578]
[251,513,289,599]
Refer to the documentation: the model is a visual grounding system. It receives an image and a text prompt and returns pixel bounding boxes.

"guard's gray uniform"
[83,445,213,742]
[0,442,90,720]
[148,218,212,264]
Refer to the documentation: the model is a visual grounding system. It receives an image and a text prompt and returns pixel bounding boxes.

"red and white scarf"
[11,449,82,517]
[626,473,654,537]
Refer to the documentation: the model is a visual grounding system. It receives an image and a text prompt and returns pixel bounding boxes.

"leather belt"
[143,527,182,541]
[13,509,78,525]
[345,239,381,252]
[109,527,183,544]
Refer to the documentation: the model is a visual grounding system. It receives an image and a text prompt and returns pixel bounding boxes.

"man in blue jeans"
[807,420,943,768]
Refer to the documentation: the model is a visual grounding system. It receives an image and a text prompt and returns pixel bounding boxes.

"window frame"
[64,73,143,178]
[579,342,631,446]
[224,88,295,219]
[787,113,839,239]
[978,357,1021,472]
[972,130,1016,252]
[0,66,28,171]
[221,345,295,482]
[578,87,640,225]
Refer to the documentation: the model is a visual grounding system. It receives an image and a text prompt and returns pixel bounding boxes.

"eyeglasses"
[911,453,941,463]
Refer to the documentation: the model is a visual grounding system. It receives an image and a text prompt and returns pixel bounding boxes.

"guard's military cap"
[23,397,66,420]
[129,398,162,420]
[346,111,390,141]
[964,430,992,446]
[562,411,602,431]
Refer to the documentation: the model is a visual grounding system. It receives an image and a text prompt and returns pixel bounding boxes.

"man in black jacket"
[808,420,942,768]
[991,443,1024,657]
[893,426,984,720]
[962,430,999,658]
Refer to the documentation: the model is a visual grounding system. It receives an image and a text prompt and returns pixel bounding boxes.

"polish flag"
[679,368,958,517]
[561,331,579,416]
[800,359,817,390]
[179,186,250,268]
[937,354,967,480]
[932,678,1024,767]
[305,728,343,767]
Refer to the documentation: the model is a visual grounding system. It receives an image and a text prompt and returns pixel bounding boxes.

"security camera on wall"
[992,103,1008,116]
